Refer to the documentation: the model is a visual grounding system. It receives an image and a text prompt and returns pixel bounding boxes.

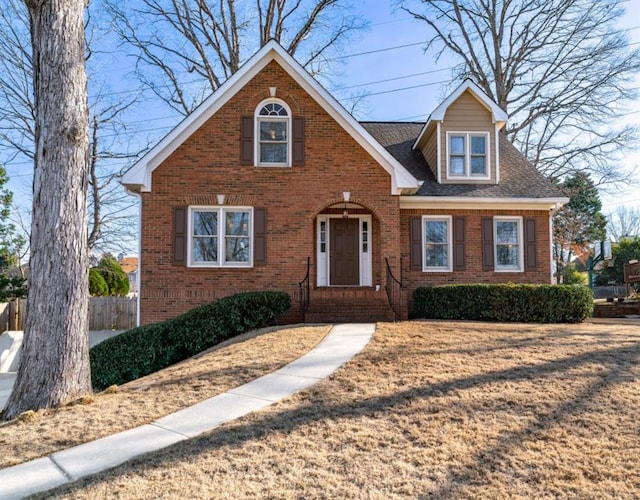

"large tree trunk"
[2,0,90,419]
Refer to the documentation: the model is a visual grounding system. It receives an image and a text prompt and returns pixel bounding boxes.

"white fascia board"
[412,118,434,151]
[399,196,570,211]
[121,43,282,192]
[121,40,420,194]
[412,80,508,151]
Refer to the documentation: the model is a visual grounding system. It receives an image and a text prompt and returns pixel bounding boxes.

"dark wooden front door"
[330,218,360,286]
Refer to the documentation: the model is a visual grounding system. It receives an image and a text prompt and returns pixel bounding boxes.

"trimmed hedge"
[90,291,291,390]
[413,284,593,323]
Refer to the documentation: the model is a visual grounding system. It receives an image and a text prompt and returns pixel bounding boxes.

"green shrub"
[94,254,129,296]
[90,291,291,390]
[413,284,592,323]
[89,268,108,296]
[562,264,588,285]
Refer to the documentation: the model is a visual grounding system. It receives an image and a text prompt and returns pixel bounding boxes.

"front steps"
[304,287,397,323]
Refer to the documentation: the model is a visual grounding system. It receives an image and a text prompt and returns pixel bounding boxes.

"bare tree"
[607,205,640,242]
[86,97,145,254]
[0,0,34,161]
[0,0,141,255]
[106,0,365,115]
[400,0,640,186]
[3,0,91,419]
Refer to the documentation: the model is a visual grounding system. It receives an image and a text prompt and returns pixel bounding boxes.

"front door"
[330,218,360,286]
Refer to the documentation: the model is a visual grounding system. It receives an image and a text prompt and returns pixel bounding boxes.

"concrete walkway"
[0,323,375,499]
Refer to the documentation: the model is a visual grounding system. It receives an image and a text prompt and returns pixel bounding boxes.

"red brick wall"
[400,208,553,315]
[138,60,556,325]
[139,60,401,324]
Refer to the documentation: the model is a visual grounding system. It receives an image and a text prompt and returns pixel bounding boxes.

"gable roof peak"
[431,79,508,123]
[413,79,509,150]
[121,39,419,194]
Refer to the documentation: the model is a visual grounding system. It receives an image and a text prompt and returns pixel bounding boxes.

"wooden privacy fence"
[0,297,137,332]
[89,297,137,331]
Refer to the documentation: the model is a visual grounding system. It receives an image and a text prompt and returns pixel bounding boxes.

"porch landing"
[304,287,396,323]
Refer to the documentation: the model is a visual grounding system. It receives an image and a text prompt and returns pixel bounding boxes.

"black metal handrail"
[298,257,311,323]
[385,257,402,321]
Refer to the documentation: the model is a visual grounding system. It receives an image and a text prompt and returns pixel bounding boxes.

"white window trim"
[494,216,523,272]
[422,215,452,272]
[446,131,491,180]
[187,206,254,268]
[255,98,292,167]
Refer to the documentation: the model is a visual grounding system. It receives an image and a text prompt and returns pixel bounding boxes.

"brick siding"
[138,60,555,325]
[401,209,553,316]
[139,61,400,324]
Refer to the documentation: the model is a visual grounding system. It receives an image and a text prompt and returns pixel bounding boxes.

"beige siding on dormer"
[423,126,438,179]
[439,89,497,184]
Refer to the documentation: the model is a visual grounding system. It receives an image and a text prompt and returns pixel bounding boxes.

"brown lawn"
[4,320,640,499]
[0,325,331,469]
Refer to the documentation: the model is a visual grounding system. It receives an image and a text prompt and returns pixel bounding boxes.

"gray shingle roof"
[361,122,564,199]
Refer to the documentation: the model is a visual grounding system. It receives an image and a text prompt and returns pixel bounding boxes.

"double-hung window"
[189,207,252,267]
[447,132,489,178]
[257,101,290,166]
[494,217,522,271]
[423,216,452,271]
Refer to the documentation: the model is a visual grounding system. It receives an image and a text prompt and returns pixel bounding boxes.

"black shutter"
[482,216,494,271]
[410,216,422,270]
[174,207,188,265]
[240,116,253,165]
[453,216,466,271]
[292,117,305,165]
[254,208,267,266]
[525,217,537,271]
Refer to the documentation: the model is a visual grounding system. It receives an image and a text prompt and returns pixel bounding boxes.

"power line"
[335,67,451,91]
[340,79,446,100]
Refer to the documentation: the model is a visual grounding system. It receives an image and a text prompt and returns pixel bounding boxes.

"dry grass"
[0,325,331,469]
[6,320,640,499]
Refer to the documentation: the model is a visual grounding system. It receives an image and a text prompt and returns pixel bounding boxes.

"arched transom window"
[257,101,290,165]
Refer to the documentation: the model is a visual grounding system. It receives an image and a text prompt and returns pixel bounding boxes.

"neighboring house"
[121,40,567,325]
[117,256,138,295]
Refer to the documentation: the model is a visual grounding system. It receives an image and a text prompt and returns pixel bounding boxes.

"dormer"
[413,80,508,185]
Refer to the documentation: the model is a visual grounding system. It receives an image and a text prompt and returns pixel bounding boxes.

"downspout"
[124,186,142,327]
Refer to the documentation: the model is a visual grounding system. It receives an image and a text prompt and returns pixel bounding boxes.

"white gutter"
[400,196,570,211]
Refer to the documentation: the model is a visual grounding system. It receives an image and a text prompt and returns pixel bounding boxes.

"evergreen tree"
[88,267,108,296]
[0,164,26,301]
[96,254,129,296]
[553,173,607,283]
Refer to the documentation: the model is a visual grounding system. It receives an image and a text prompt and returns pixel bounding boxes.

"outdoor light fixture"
[342,191,350,218]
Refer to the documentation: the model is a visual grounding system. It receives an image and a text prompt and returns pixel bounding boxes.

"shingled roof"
[361,122,564,199]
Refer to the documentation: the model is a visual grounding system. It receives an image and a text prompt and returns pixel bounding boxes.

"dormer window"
[257,101,290,166]
[447,132,489,179]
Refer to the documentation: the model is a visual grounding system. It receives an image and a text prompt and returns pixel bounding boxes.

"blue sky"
[3,0,639,250]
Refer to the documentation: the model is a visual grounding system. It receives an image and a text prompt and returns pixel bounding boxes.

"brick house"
[121,40,567,325]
